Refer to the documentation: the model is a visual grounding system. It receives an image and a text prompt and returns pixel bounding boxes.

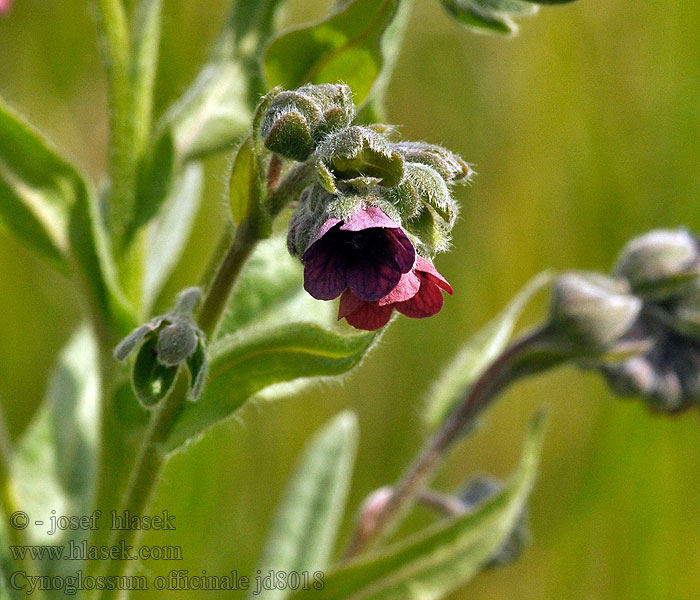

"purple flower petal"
[302,218,342,261]
[304,251,348,300]
[346,258,403,302]
[386,228,416,273]
[339,206,400,232]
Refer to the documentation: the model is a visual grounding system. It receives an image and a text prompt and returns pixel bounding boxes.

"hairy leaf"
[265,0,402,105]
[159,63,250,163]
[441,0,576,35]
[166,323,377,450]
[0,99,133,330]
[249,412,359,600]
[14,326,99,543]
[425,272,552,430]
[143,164,203,311]
[0,99,82,267]
[289,412,547,600]
[218,236,336,336]
[229,136,263,225]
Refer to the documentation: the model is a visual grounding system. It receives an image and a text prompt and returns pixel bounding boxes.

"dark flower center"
[338,228,388,259]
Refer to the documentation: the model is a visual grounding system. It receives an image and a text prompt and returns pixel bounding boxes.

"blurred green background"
[2,0,700,598]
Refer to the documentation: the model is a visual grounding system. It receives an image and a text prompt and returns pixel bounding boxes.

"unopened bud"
[383,162,457,228]
[459,476,529,568]
[156,321,199,367]
[550,273,642,353]
[316,126,404,191]
[260,84,355,161]
[614,229,700,299]
[393,142,472,183]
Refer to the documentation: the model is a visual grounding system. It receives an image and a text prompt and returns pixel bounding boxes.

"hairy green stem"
[196,213,262,339]
[93,378,187,600]
[345,327,550,557]
[93,155,313,597]
[95,0,138,242]
[197,159,315,339]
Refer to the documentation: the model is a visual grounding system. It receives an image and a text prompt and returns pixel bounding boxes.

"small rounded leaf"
[132,337,179,407]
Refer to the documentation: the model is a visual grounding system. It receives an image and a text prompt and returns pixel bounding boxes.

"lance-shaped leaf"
[229,136,264,225]
[265,0,402,105]
[248,412,359,600]
[159,62,251,163]
[218,236,336,336]
[166,323,377,450]
[142,164,203,311]
[0,99,84,267]
[13,326,99,543]
[440,0,538,35]
[289,411,547,600]
[425,272,552,430]
[0,98,133,331]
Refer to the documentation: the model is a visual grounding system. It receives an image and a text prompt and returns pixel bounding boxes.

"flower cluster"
[260,84,471,330]
[550,229,700,413]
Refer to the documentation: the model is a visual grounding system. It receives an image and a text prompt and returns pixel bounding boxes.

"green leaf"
[129,128,177,242]
[289,411,548,600]
[0,99,82,267]
[68,180,136,333]
[425,272,552,430]
[166,323,377,450]
[355,0,413,122]
[142,163,203,311]
[132,336,179,407]
[248,412,359,600]
[159,62,251,162]
[14,326,99,543]
[0,98,134,331]
[265,0,402,105]
[440,0,538,35]
[218,236,336,336]
[229,136,263,224]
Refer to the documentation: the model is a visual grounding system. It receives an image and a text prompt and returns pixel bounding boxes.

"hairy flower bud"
[114,288,208,406]
[393,141,472,183]
[260,84,355,161]
[614,228,700,300]
[459,476,529,568]
[316,126,404,192]
[550,273,642,353]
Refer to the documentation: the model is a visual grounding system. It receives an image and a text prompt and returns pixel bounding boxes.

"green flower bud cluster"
[549,228,700,412]
[258,84,472,259]
[114,288,208,407]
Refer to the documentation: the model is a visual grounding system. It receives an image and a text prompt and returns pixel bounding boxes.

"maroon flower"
[0,0,11,15]
[302,206,415,302]
[338,256,454,330]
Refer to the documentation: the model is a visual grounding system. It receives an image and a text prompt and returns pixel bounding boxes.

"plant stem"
[93,378,187,600]
[95,0,137,242]
[197,159,315,339]
[94,155,313,598]
[197,212,261,339]
[0,402,45,599]
[416,490,466,518]
[345,327,550,557]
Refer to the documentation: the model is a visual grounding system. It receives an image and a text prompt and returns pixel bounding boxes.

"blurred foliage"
[1,0,700,598]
